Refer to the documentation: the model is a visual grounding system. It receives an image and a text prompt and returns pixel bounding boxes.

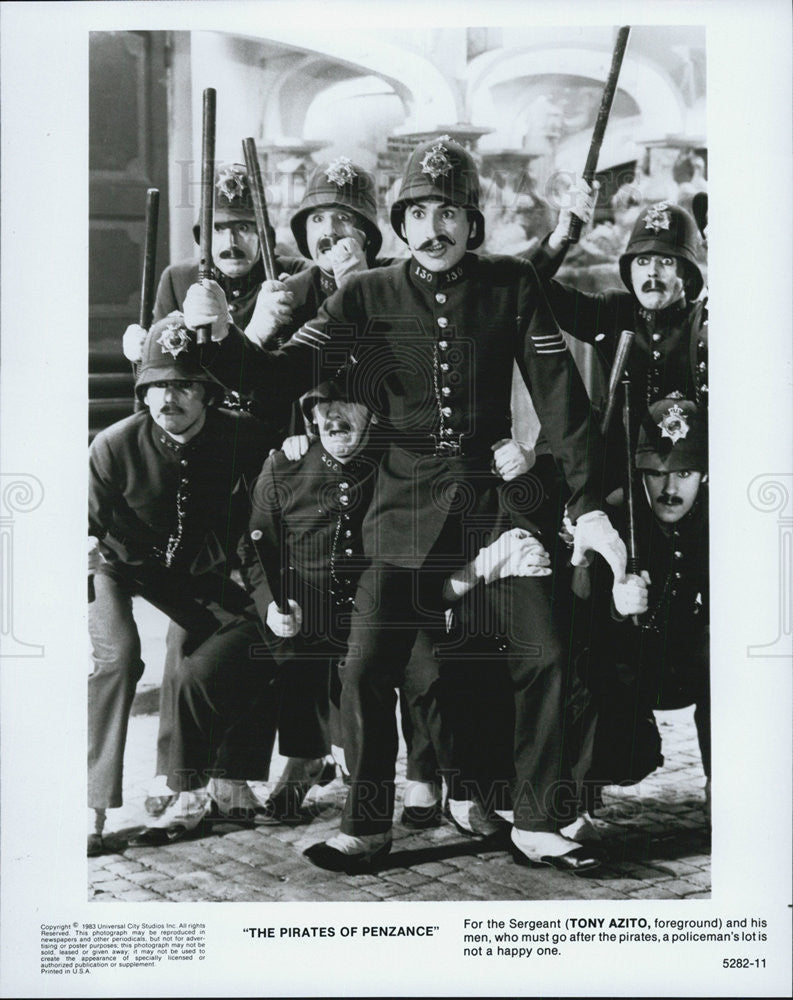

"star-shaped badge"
[658,402,689,444]
[215,164,248,203]
[325,157,357,187]
[157,323,191,358]
[643,201,671,234]
[420,135,453,180]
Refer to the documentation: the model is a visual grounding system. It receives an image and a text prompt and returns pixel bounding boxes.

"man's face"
[403,198,471,273]
[312,399,371,462]
[144,380,207,440]
[643,468,704,524]
[211,218,260,278]
[630,253,685,310]
[305,206,367,273]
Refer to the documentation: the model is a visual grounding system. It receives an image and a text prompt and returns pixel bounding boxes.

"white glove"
[329,232,368,287]
[245,279,295,348]
[182,279,230,341]
[122,323,147,362]
[281,434,310,461]
[88,535,104,575]
[491,438,534,481]
[266,599,303,638]
[548,175,599,250]
[568,510,627,582]
[613,570,651,617]
[474,527,551,584]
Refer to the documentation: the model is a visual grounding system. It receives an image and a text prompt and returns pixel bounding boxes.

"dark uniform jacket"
[208,252,608,568]
[571,492,709,795]
[89,407,270,585]
[244,440,381,659]
[152,255,307,329]
[545,284,709,416]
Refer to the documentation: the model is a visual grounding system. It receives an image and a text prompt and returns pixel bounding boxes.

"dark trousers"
[161,618,279,791]
[338,566,577,835]
[158,621,332,780]
[574,630,710,813]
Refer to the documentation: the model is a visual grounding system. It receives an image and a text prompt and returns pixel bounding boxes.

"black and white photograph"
[1,1,791,997]
[85,20,714,898]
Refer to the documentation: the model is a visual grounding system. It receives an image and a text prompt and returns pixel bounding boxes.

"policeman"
[575,396,710,818]
[546,200,708,434]
[123,163,307,363]
[242,160,461,825]
[244,157,387,349]
[200,135,626,872]
[87,316,273,854]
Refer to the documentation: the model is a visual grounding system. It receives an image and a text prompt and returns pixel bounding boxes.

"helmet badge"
[325,157,358,187]
[643,201,671,234]
[157,321,191,359]
[658,402,690,444]
[215,164,248,203]
[420,135,453,180]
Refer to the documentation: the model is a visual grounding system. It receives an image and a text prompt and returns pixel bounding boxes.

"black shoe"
[127,827,173,847]
[303,837,391,874]
[87,833,105,857]
[509,840,602,874]
[400,803,442,829]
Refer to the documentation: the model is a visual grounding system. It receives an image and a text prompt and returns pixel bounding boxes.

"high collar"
[408,253,474,289]
[149,408,216,460]
[317,269,338,296]
[318,445,367,477]
[637,296,690,327]
[213,258,265,300]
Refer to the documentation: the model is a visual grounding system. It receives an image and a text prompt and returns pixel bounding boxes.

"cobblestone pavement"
[88,604,711,903]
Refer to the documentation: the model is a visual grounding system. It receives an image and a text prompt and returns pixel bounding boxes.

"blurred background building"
[89,25,706,436]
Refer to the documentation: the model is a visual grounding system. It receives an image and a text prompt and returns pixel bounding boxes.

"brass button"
[437,317,448,329]
[250,529,262,541]
[435,292,447,304]
[438,340,449,350]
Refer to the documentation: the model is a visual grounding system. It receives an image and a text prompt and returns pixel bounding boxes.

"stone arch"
[467,46,686,150]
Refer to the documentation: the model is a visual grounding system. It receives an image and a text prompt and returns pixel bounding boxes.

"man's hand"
[329,232,368,287]
[474,527,551,584]
[182,279,231,341]
[281,434,310,461]
[122,324,147,363]
[266,599,303,638]
[491,438,534,481]
[569,509,627,582]
[613,570,651,617]
[548,175,599,250]
[245,279,295,348]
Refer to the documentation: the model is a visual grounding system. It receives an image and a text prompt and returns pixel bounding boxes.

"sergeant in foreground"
[190,136,628,873]
[87,317,272,854]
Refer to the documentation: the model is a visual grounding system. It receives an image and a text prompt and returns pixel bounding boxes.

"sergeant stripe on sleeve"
[531,332,567,354]
[291,324,331,349]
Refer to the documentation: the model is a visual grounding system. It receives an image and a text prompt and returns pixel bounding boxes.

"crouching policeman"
[575,395,710,819]
[87,316,273,853]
